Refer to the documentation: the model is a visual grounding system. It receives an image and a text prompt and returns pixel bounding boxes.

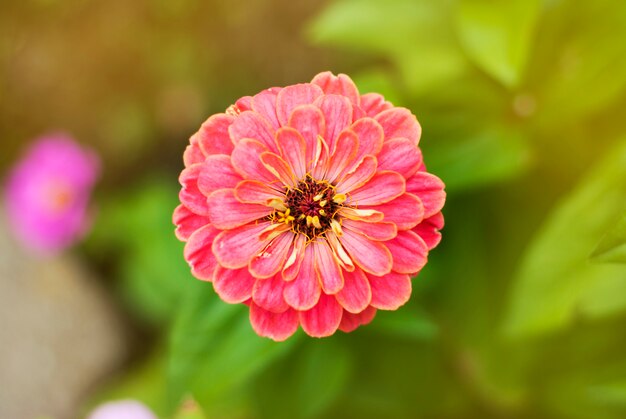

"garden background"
[1,0,626,418]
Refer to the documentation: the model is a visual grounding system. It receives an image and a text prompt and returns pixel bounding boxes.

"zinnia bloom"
[87,400,157,419]
[174,71,445,340]
[4,134,99,253]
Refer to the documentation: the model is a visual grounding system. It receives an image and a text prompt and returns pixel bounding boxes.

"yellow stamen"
[319,209,327,217]
[298,214,306,220]
[320,199,327,207]
[313,193,324,202]
[311,216,322,229]
[306,215,314,227]
[333,193,347,204]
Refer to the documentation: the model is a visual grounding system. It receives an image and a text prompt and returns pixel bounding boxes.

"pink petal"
[213,266,256,303]
[196,113,236,156]
[251,87,281,129]
[207,189,269,229]
[315,94,353,151]
[342,219,397,241]
[336,268,372,313]
[276,127,307,179]
[234,180,283,204]
[385,230,428,274]
[260,152,296,187]
[197,155,242,196]
[249,231,294,279]
[351,105,366,122]
[360,93,393,117]
[368,272,412,310]
[336,155,377,193]
[252,274,289,313]
[377,138,422,178]
[179,163,209,215]
[250,303,299,342]
[184,224,220,280]
[230,139,275,184]
[405,172,446,218]
[413,212,444,250]
[288,105,325,171]
[351,117,384,164]
[348,171,405,206]
[276,83,324,126]
[173,204,210,241]
[325,129,358,182]
[362,193,424,230]
[326,231,356,272]
[234,96,253,112]
[338,306,377,332]
[284,245,321,310]
[340,229,392,276]
[374,107,421,145]
[212,222,271,269]
[228,110,277,152]
[282,234,307,281]
[183,140,204,167]
[311,71,360,106]
[313,240,344,295]
[299,293,343,338]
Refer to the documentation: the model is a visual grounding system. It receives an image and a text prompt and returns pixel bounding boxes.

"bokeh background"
[2,0,626,418]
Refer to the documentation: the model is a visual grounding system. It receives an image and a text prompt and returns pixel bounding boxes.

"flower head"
[174,71,445,340]
[87,399,157,419]
[4,134,100,253]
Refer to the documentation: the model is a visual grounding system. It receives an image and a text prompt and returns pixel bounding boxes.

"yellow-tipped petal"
[331,219,343,236]
[269,199,288,212]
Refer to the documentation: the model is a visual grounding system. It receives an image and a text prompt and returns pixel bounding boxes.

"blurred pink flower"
[87,399,156,419]
[4,134,99,253]
[174,71,445,340]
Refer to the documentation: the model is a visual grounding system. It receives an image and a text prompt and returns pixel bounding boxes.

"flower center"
[270,175,345,239]
[43,180,75,214]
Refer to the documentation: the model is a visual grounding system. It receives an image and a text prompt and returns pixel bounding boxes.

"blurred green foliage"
[4,0,626,418]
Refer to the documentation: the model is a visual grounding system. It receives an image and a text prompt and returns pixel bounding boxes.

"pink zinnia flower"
[174,72,445,340]
[86,399,157,419]
[4,134,99,253]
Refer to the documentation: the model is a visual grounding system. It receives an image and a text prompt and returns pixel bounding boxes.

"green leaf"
[540,357,626,419]
[308,0,467,95]
[86,178,197,323]
[425,125,531,192]
[253,340,352,419]
[456,0,540,87]
[167,283,299,416]
[503,140,626,339]
[367,305,438,341]
[592,212,626,263]
[534,0,626,124]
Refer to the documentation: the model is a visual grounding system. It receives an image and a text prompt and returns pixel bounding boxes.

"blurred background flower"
[1,0,626,418]
[87,400,156,419]
[4,134,99,253]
